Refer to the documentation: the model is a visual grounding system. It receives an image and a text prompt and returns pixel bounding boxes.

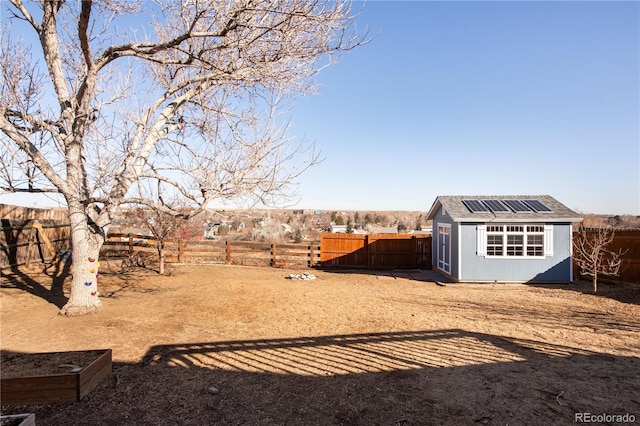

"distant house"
[330,223,348,233]
[426,195,582,283]
[203,221,227,240]
[118,227,152,243]
[367,225,398,234]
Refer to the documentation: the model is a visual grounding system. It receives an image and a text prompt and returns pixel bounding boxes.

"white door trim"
[437,224,451,275]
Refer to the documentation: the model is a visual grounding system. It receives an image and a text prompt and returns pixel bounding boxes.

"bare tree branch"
[574,226,628,293]
[1,0,366,315]
[8,0,41,33]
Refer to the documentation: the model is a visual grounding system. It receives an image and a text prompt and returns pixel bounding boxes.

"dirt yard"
[1,263,639,425]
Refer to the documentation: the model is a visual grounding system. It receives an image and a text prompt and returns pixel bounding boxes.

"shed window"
[483,223,547,258]
[506,235,524,256]
[487,235,503,256]
[527,234,544,256]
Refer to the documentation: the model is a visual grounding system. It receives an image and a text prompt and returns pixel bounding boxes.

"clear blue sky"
[2,1,638,215]
[289,0,640,215]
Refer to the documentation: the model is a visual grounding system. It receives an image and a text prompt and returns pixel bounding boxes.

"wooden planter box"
[0,413,36,426]
[1,349,111,405]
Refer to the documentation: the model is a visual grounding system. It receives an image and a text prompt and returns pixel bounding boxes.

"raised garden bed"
[1,349,111,405]
[0,413,36,426]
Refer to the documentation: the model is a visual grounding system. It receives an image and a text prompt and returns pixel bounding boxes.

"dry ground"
[1,263,639,425]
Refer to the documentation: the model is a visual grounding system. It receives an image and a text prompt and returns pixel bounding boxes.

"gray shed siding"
[458,222,574,282]
[431,207,460,279]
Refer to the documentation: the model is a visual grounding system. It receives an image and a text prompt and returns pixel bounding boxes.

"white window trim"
[480,223,551,259]
[476,224,486,256]
[544,224,554,256]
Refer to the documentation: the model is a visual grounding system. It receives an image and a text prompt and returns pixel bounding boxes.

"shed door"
[437,224,451,274]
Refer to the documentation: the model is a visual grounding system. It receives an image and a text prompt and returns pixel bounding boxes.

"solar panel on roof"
[523,199,553,212]
[502,199,532,213]
[462,199,489,213]
[482,199,509,212]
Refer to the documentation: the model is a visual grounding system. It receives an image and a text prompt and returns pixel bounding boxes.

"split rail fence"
[102,233,320,268]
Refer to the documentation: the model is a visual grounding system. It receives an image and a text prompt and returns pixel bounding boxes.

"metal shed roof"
[426,195,583,223]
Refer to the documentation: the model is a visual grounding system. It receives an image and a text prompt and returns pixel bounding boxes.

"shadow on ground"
[0,263,165,306]
[0,263,70,309]
[324,268,640,307]
[529,279,640,307]
[322,268,454,285]
[3,329,638,425]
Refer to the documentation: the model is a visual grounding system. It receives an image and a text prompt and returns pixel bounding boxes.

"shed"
[426,195,582,283]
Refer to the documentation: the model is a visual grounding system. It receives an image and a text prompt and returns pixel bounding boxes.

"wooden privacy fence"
[613,230,640,284]
[0,204,67,220]
[0,220,70,270]
[102,234,321,268]
[320,233,432,270]
[573,229,640,285]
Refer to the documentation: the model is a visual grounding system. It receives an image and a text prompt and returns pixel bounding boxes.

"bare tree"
[1,0,365,315]
[574,227,627,293]
[128,204,188,276]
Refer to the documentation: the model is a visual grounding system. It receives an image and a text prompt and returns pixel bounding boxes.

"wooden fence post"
[308,245,314,267]
[225,240,231,264]
[33,221,58,262]
[178,239,184,263]
[128,234,134,259]
[271,243,277,267]
[25,227,36,268]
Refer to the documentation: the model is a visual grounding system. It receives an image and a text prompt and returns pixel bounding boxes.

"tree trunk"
[592,275,598,293]
[158,244,165,275]
[59,208,105,316]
